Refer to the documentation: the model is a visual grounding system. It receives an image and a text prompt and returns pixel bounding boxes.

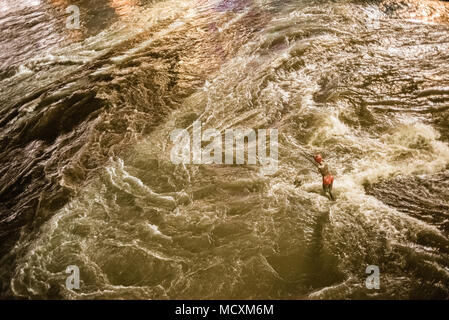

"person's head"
[314,154,322,164]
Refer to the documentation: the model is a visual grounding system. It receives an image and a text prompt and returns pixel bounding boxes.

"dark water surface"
[1,0,449,299]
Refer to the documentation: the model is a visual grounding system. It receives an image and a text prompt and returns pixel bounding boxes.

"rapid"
[1,0,449,299]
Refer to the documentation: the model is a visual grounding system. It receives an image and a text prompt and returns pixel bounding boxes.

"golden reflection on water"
[109,0,138,18]
[45,0,139,41]
[384,0,449,24]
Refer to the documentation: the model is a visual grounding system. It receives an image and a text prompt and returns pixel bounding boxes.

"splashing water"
[1,0,449,299]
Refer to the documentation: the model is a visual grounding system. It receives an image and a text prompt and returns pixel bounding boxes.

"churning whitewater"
[0,0,449,299]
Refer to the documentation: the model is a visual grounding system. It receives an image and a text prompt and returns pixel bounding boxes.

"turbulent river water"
[1,0,449,299]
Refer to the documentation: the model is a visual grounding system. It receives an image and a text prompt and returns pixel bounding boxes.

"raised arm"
[305,155,319,168]
[300,151,320,168]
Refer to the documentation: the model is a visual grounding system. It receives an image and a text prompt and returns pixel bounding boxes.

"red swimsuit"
[323,175,334,186]
[317,162,334,186]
